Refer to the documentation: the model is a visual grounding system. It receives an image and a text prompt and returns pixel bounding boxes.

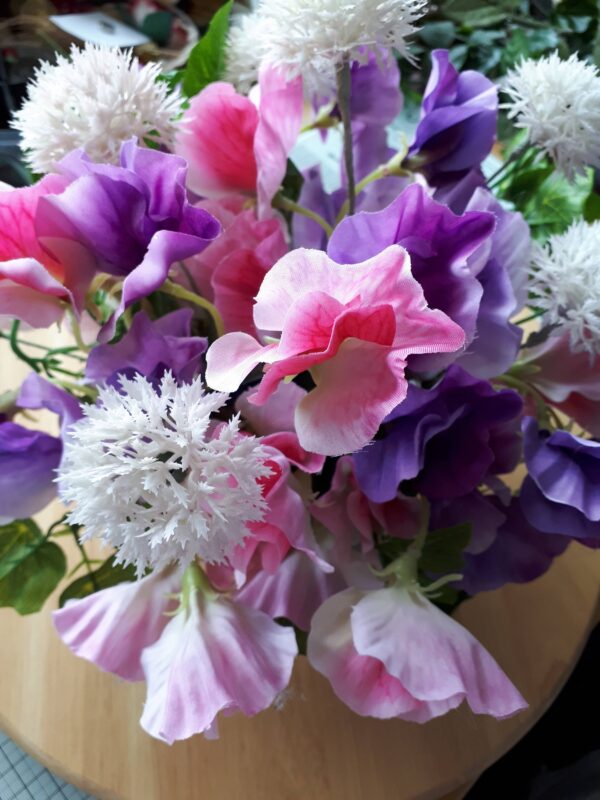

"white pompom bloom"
[529,220,600,357]
[503,53,600,180]
[12,43,183,173]
[224,12,274,93]
[58,373,272,575]
[250,0,427,95]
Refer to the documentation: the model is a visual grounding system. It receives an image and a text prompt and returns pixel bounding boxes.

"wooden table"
[1,330,599,800]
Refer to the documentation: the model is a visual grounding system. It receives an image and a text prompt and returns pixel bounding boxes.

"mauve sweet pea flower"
[0,174,75,328]
[52,568,180,681]
[308,585,526,722]
[140,573,297,743]
[520,416,600,543]
[353,365,523,503]
[175,65,303,218]
[85,310,206,387]
[37,140,220,338]
[456,189,528,379]
[0,375,81,523]
[519,335,600,437]
[205,245,465,456]
[408,49,498,180]
[328,183,494,372]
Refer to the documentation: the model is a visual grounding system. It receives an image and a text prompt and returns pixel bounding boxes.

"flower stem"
[335,149,410,224]
[273,193,333,237]
[8,320,41,372]
[162,279,225,338]
[336,57,356,216]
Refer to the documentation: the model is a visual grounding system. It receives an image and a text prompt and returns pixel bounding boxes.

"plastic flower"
[308,583,527,721]
[57,373,273,575]
[253,0,427,95]
[174,64,303,217]
[224,12,274,92]
[140,568,298,743]
[12,44,183,173]
[205,245,466,456]
[528,220,600,357]
[503,52,600,179]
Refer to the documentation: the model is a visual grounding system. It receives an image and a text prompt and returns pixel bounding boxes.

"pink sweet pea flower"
[520,333,600,436]
[0,175,72,327]
[180,199,288,335]
[140,582,297,743]
[308,586,527,722]
[206,245,466,456]
[52,568,180,681]
[175,65,303,217]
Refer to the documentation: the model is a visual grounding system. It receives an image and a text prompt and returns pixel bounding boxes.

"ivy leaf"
[182,1,233,98]
[0,519,66,614]
[419,523,472,574]
[59,557,137,608]
[521,170,594,238]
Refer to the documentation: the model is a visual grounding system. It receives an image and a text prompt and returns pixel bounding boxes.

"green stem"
[336,58,356,215]
[8,320,41,372]
[514,309,545,326]
[162,280,225,338]
[273,194,333,237]
[71,527,99,591]
[335,151,410,224]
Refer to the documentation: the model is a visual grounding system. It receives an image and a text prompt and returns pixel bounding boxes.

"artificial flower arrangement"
[1,0,600,744]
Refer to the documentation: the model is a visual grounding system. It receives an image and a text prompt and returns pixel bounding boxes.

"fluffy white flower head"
[250,0,427,95]
[224,13,275,92]
[529,220,600,357]
[12,43,183,173]
[58,373,272,575]
[503,53,600,180]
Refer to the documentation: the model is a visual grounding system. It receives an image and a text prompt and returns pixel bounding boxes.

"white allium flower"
[58,373,272,575]
[11,43,183,173]
[250,0,427,95]
[224,12,274,93]
[503,53,600,180]
[529,220,600,357]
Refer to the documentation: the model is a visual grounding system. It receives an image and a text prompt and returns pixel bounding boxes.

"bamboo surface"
[1,328,599,800]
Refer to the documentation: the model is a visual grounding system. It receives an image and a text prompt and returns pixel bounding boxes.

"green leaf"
[59,557,137,608]
[419,21,457,48]
[584,191,600,221]
[521,169,594,238]
[182,1,233,97]
[444,0,512,28]
[419,523,472,574]
[0,520,66,614]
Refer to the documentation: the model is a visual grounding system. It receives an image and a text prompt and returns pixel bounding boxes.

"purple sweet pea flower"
[36,140,220,340]
[455,189,529,379]
[520,417,600,543]
[0,375,82,523]
[408,50,498,180]
[328,182,495,371]
[0,422,62,523]
[85,310,207,387]
[436,495,569,595]
[353,365,523,503]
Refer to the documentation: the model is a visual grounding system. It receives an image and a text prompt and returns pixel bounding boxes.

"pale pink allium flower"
[308,586,527,721]
[175,65,302,217]
[205,245,466,456]
[140,579,298,743]
[52,568,180,681]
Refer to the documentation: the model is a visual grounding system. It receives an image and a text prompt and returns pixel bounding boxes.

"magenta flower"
[52,568,180,681]
[205,245,465,456]
[175,65,303,217]
[140,585,297,742]
[308,585,527,722]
